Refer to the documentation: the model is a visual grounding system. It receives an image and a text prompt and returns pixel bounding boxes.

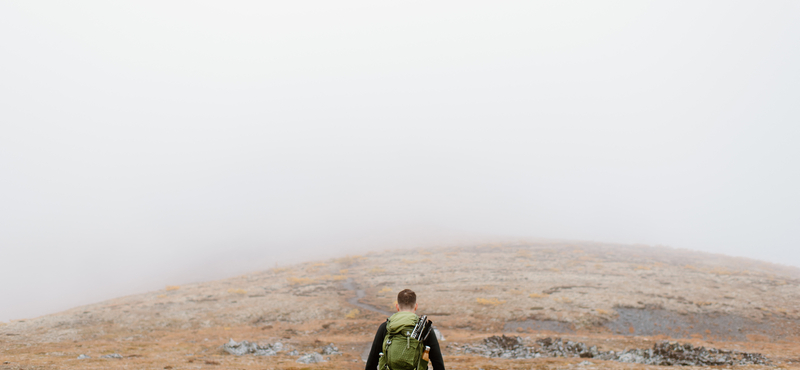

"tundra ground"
[2,242,800,369]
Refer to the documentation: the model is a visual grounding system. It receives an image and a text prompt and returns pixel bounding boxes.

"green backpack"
[377,312,428,370]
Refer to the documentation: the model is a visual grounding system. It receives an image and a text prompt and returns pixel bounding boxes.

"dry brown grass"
[345,309,360,319]
[4,243,800,370]
[476,297,506,306]
[287,276,314,285]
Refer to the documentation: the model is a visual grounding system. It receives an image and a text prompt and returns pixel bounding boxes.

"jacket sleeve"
[423,328,445,370]
[365,322,387,370]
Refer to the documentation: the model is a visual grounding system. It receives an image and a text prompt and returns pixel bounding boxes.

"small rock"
[454,336,769,366]
[288,349,299,356]
[100,353,123,359]
[77,354,91,359]
[222,338,282,356]
[222,339,251,356]
[321,343,341,355]
[253,347,278,357]
[297,352,325,364]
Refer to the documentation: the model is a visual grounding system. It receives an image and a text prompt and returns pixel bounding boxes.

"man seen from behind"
[365,289,445,370]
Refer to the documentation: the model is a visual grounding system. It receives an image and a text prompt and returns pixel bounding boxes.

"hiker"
[365,289,445,370]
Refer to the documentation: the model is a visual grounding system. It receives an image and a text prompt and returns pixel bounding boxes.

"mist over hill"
[2,242,799,369]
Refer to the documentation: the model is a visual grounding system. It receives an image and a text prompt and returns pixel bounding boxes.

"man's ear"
[414,303,418,312]
[395,303,400,312]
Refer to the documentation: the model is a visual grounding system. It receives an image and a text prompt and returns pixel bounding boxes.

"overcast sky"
[1,1,799,322]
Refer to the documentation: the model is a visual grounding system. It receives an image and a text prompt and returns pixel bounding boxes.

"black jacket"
[365,320,445,370]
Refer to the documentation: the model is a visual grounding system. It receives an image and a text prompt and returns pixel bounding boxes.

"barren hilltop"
[3,242,800,370]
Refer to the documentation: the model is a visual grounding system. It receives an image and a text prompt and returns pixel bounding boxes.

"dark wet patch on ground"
[505,308,800,341]
[607,307,799,341]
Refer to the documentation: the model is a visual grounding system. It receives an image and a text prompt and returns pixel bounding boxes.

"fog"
[1,1,799,322]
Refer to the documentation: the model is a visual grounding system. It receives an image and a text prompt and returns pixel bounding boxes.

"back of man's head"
[397,289,416,310]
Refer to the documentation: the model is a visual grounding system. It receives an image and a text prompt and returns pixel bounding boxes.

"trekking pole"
[421,320,434,341]
[412,315,427,340]
[411,315,426,339]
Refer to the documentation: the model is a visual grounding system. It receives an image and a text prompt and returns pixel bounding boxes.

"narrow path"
[341,278,391,362]
[342,278,392,316]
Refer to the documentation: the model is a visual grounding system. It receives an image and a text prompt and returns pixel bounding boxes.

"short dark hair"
[397,289,416,309]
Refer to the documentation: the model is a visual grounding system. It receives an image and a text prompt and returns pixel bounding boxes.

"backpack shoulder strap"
[381,318,391,352]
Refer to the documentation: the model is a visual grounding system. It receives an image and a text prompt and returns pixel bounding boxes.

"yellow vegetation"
[553,297,573,304]
[271,267,289,273]
[345,309,360,319]
[402,258,431,264]
[157,294,167,298]
[306,263,328,273]
[595,308,613,316]
[228,289,247,295]
[378,287,393,294]
[339,269,349,274]
[318,273,347,281]
[369,267,385,274]
[165,285,180,291]
[336,255,365,266]
[710,267,732,275]
[529,293,548,298]
[477,297,506,306]
[635,265,651,271]
[287,277,314,286]
[508,289,523,295]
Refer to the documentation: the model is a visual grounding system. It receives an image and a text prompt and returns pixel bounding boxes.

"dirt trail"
[341,278,389,362]
[343,278,392,316]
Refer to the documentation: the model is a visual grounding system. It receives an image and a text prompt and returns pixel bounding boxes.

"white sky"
[1,1,799,322]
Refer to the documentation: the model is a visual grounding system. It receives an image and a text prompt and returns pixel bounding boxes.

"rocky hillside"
[2,242,800,370]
